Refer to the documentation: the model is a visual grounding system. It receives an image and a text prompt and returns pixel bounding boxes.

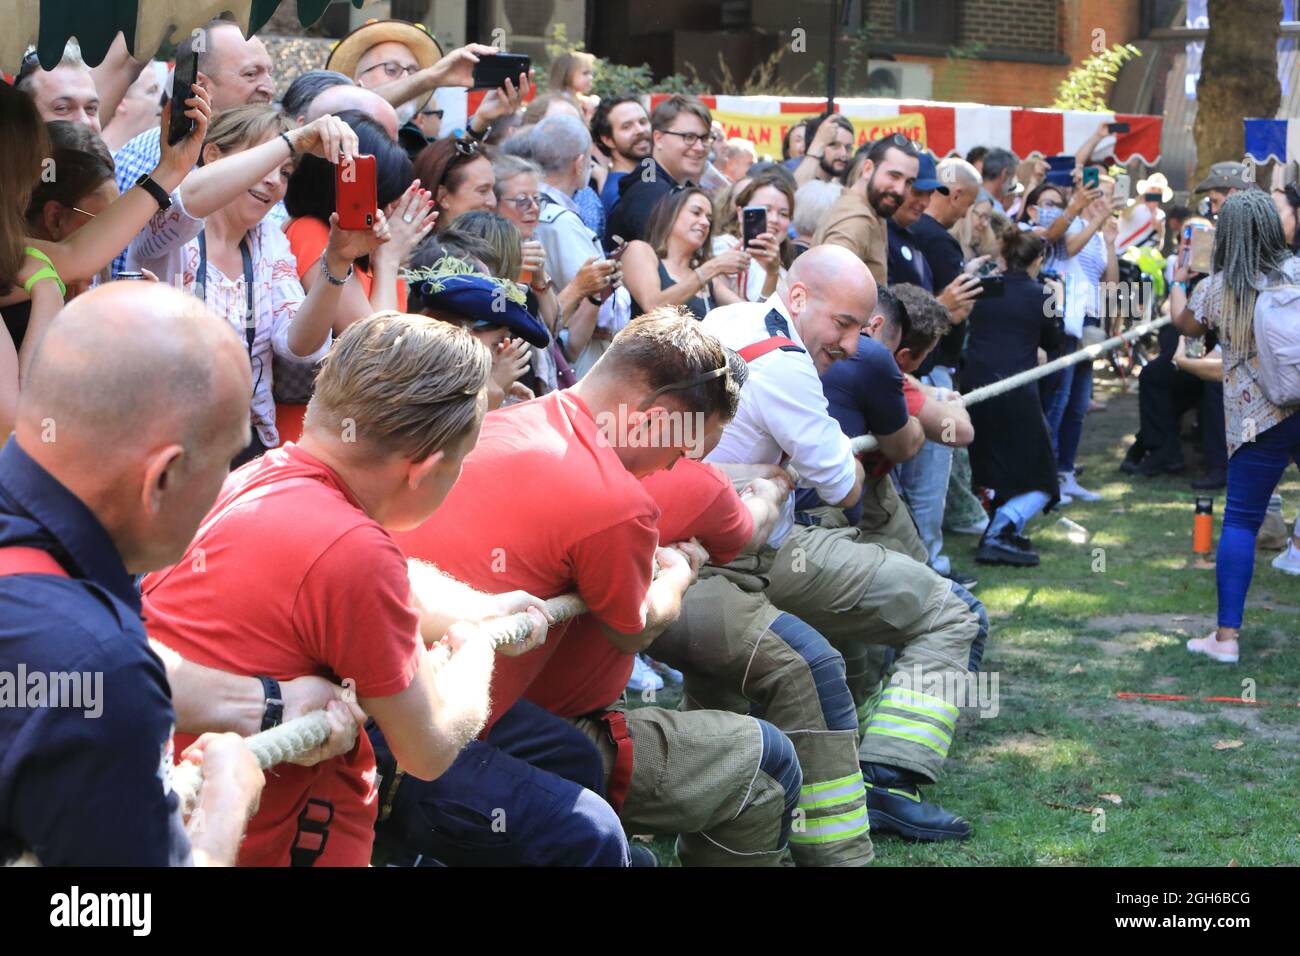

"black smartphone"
[1107,121,1131,134]
[742,206,767,248]
[598,239,628,302]
[167,46,200,146]
[471,53,531,90]
[977,275,1006,298]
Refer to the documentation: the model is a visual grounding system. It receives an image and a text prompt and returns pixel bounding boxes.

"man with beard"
[812,134,920,287]
[110,18,276,274]
[794,114,855,187]
[605,94,713,247]
[592,95,653,216]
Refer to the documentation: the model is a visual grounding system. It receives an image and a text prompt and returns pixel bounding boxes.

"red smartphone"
[335,154,377,231]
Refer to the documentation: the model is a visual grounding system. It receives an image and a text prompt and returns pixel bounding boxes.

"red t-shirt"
[392,390,660,730]
[526,459,753,717]
[864,378,928,478]
[141,444,422,867]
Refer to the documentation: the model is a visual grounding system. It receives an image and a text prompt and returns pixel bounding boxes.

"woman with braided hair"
[1172,189,1300,663]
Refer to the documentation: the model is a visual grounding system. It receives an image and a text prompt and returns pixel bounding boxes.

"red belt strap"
[0,547,68,577]
[738,336,799,363]
[598,710,634,814]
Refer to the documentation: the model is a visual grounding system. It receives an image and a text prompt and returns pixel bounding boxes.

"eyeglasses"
[421,108,444,119]
[637,365,730,411]
[503,193,542,210]
[358,60,419,81]
[659,129,709,148]
[1038,198,1064,209]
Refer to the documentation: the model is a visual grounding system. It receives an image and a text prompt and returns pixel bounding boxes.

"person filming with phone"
[710,169,794,302]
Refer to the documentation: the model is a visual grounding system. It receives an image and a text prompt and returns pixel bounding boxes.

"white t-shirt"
[702,294,856,548]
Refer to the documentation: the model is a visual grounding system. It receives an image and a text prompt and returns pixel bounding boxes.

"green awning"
[2,0,373,72]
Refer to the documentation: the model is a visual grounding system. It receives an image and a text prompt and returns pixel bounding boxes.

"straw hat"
[325,19,442,81]
[1135,172,1173,203]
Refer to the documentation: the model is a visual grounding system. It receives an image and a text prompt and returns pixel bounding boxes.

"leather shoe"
[975,524,1039,566]
[862,763,972,842]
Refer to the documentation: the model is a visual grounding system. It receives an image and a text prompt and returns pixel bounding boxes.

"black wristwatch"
[134,173,172,211]
[257,675,284,731]
[467,120,492,142]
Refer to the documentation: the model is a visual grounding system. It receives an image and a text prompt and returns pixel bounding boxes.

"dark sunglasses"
[422,108,445,119]
[637,365,729,411]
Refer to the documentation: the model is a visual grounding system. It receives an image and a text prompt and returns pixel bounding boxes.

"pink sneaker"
[1186,634,1239,664]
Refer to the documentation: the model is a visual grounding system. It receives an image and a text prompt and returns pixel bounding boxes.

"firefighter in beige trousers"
[702,247,977,841]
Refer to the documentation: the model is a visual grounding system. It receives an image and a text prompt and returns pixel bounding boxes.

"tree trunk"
[1193,0,1281,186]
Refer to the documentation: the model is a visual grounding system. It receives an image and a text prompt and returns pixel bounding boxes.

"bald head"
[307,85,400,140]
[20,282,248,452]
[17,282,253,572]
[786,245,877,374]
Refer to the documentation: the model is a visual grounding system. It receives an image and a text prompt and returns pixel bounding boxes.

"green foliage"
[540,23,702,98]
[1054,43,1142,112]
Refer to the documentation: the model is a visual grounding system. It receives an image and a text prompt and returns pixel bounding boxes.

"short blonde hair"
[204,105,293,155]
[305,312,492,462]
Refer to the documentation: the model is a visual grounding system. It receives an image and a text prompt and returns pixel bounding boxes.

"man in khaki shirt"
[813,134,920,287]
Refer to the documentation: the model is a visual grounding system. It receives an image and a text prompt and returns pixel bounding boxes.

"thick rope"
[849,315,1172,455]
[8,315,1174,865]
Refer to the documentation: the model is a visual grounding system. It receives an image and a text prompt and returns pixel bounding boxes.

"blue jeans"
[896,366,954,575]
[988,490,1052,537]
[371,699,630,867]
[1216,412,1300,629]
[1044,346,1093,473]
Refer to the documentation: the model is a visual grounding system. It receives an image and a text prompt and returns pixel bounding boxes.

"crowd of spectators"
[1,15,1296,868]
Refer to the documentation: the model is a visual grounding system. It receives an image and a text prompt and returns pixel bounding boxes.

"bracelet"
[467,121,492,142]
[257,676,283,732]
[134,173,172,212]
[21,247,66,297]
[320,256,354,286]
[279,131,297,156]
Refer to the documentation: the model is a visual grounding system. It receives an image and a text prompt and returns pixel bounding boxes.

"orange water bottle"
[1193,497,1214,554]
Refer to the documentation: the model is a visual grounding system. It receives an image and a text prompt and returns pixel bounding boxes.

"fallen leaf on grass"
[1097,792,1123,805]
[1212,739,1244,751]
[1069,663,1085,674]
[1171,615,1192,622]
[1227,858,1238,867]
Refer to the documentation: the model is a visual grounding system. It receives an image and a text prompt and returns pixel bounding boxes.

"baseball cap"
[913,152,949,194]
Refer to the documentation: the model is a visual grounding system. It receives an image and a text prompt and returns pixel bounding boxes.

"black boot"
[1119,439,1147,475]
[975,523,1039,567]
[862,763,972,842]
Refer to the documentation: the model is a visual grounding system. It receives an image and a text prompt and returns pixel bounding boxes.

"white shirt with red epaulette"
[702,294,856,548]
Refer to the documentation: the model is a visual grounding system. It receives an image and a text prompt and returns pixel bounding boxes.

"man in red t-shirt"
[527,423,871,864]
[377,308,801,866]
[144,315,551,867]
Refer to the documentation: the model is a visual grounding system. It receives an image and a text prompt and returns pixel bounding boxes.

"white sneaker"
[626,654,664,693]
[1057,490,1074,506]
[1058,471,1102,502]
[1271,543,1300,576]
[949,516,990,536]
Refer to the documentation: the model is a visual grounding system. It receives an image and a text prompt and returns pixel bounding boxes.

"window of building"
[895,0,958,46]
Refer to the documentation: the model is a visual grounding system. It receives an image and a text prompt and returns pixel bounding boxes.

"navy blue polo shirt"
[795,335,909,523]
[0,438,191,866]
[605,158,687,248]
[887,218,934,291]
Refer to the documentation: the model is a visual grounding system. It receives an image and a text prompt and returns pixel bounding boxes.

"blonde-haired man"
[143,312,552,867]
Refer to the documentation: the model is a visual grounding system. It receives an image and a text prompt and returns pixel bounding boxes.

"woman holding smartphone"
[127,106,385,464]
[710,170,794,302]
[1172,191,1300,663]
[622,186,748,319]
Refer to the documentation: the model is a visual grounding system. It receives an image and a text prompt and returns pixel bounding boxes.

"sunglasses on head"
[637,365,729,411]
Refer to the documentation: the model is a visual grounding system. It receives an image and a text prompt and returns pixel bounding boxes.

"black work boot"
[975,523,1039,567]
[862,763,972,842]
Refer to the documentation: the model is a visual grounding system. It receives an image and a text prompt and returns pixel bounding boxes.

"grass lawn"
[634,369,1300,866]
